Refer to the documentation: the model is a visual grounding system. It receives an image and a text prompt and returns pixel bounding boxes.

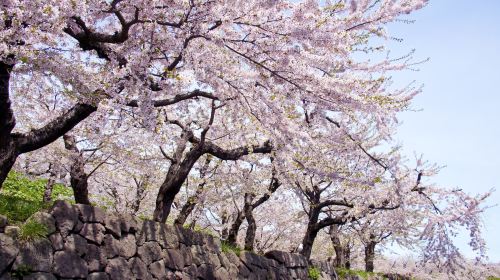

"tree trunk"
[300,224,320,259]
[131,178,146,214]
[329,225,352,269]
[71,175,90,204]
[244,193,257,251]
[364,239,377,272]
[174,157,211,226]
[0,140,17,188]
[0,61,17,188]
[330,225,349,268]
[43,175,55,203]
[64,134,91,204]
[345,246,351,269]
[64,135,90,204]
[221,210,229,240]
[300,206,321,259]
[1,57,96,187]
[226,212,244,245]
[153,148,204,223]
[174,184,205,226]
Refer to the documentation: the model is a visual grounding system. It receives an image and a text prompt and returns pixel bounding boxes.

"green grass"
[184,223,216,237]
[0,171,73,223]
[308,266,321,280]
[18,219,49,242]
[336,268,386,280]
[487,277,500,280]
[0,194,48,223]
[221,240,243,256]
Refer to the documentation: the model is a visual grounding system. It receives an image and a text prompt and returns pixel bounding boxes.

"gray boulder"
[79,223,106,244]
[48,233,64,251]
[163,249,185,270]
[129,257,152,280]
[0,234,18,274]
[50,201,78,237]
[84,244,107,272]
[75,204,106,223]
[4,226,19,239]
[137,241,162,265]
[13,239,53,272]
[105,257,133,280]
[104,214,121,238]
[53,250,88,278]
[64,234,87,256]
[27,212,56,235]
[149,260,166,279]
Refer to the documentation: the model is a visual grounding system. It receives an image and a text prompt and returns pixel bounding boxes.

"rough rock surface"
[0,215,7,233]
[79,222,106,244]
[53,250,88,278]
[0,202,348,279]
[13,239,53,272]
[0,234,18,274]
[105,257,133,280]
[28,212,56,235]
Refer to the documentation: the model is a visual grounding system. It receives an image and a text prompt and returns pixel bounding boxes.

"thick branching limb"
[202,140,273,160]
[126,89,218,107]
[15,103,97,154]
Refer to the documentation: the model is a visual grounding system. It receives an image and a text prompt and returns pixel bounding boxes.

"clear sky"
[387,1,500,262]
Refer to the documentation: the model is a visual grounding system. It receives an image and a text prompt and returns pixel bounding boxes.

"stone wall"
[0,201,338,280]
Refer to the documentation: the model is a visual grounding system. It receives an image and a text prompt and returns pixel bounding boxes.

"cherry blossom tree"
[3,0,493,275]
[1,0,428,187]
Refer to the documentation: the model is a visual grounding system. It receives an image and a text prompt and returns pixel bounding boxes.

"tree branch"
[15,103,97,153]
[202,140,273,161]
[126,89,218,107]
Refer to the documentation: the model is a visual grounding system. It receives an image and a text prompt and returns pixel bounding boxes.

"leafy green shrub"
[0,195,45,223]
[221,240,242,256]
[1,171,73,201]
[308,266,321,280]
[0,171,73,223]
[18,219,49,242]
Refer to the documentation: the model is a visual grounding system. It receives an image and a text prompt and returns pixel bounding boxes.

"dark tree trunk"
[64,134,90,205]
[228,164,280,248]
[153,148,204,223]
[345,246,351,269]
[330,225,349,268]
[43,173,56,203]
[221,210,229,240]
[364,238,377,272]
[244,193,256,251]
[131,178,146,214]
[300,205,320,259]
[0,61,17,188]
[153,123,272,224]
[300,224,320,259]
[174,184,205,226]
[226,212,245,245]
[71,175,90,205]
[0,140,17,188]
[174,157,211,226]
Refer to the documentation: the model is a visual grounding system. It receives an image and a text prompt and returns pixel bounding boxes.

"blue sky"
[387,1,500,262]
